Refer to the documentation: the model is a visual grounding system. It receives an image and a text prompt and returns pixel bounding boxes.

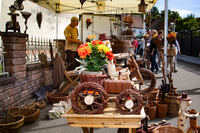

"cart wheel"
[71,82,108,114]
[115,89,143,115]
[130,68,156,95]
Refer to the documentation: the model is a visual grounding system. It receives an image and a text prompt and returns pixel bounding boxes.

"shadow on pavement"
[177,88,200,95]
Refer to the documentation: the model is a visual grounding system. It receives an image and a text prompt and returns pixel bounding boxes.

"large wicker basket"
[47,92,68,104]
[8,107,40,124]
[0,116,24,133]
[152,126,183,133]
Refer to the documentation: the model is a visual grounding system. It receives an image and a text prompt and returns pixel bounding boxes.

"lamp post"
[164,0,168,83]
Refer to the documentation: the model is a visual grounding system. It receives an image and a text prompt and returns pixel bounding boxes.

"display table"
[62,101,145,133]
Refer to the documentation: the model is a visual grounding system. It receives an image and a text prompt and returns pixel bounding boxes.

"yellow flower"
[91,35,95,38]
[97,44,110,53]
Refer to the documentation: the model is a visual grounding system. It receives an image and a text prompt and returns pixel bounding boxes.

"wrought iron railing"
[26,37,58,64]
[0,38,9,77]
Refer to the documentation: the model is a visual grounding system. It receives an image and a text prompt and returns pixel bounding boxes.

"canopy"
[29,0,157,14]
[136,32,144,38]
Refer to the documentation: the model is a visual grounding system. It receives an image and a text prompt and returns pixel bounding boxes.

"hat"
[99,33,111,41]
[71,16,78,22]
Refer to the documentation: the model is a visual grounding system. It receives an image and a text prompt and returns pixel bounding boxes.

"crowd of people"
[131,29,181,74]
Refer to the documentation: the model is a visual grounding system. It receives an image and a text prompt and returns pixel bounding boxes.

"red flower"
[106,51,114,61]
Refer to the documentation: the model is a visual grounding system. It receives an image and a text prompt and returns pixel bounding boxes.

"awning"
[136,33,144,38]
[29,0,157,14]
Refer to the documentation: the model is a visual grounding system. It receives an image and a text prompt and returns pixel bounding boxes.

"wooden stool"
[61,70,79,93]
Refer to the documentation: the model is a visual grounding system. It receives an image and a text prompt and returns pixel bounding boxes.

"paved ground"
[20,56,200,133]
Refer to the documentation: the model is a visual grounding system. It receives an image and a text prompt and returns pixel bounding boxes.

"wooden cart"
[62,100,145,133]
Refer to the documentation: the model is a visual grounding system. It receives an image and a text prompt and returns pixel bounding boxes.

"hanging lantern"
[138,0,148,13]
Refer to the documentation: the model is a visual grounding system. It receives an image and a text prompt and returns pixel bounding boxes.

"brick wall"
[0,32,52,110]
[0,64,52,110]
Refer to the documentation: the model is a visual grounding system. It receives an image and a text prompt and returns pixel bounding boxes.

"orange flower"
[77,44,92,59]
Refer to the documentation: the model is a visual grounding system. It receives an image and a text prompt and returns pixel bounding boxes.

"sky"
[154,0,200,18]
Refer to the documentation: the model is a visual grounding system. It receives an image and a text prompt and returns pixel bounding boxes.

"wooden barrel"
[156,102,168,119]
[145,105,156,120]
[165,93,180,116]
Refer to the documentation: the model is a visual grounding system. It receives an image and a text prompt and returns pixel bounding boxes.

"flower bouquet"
[167,32,176,44]
[77,35,113,85]
[77,35,114,72]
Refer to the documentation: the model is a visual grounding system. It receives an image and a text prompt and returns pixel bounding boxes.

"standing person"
[64,16,83,70]
[132,37,138,59]
[150,30,159,74]
[157,30,163,68]
[173,39,181,72]
[139,38,145,57]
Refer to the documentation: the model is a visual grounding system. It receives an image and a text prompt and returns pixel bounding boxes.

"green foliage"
[85,47,107,71]
[145,6,200,34]
[175,14,200,32]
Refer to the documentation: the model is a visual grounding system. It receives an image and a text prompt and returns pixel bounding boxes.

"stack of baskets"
[8,107,40,124]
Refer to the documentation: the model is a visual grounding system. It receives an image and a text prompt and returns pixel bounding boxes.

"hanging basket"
[8,107,40,124]
[0,116,24,133]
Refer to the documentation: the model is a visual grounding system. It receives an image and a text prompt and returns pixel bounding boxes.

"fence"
[0,39,9,77]
[177,28,200,57]
[26,37,58,64]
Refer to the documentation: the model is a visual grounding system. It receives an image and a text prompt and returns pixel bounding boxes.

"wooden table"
[62,101,145,133]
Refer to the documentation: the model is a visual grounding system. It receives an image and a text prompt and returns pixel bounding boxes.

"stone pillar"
[1,32,27,76]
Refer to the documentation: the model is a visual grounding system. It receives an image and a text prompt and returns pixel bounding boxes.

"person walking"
[150,30,159,74]
[173,39,181,72]
[64,16,83,70]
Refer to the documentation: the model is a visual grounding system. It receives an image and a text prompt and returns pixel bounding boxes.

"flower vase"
[80,71,107,86]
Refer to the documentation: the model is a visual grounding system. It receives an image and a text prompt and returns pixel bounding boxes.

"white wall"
[0,0,78,40]
[81,14,117,42]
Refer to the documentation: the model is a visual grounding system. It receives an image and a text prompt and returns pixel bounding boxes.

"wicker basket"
[47,92,68,104]
[8,107,40,124]
[152,126,183,133]
[80,74,107,86]
[0,116,24,133]
[36,101,46,109]
[145,105,156,120]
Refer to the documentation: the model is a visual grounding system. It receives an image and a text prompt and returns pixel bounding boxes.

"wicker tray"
[47,92,68,104]
[8,107,40,124]
[0,116,24,133]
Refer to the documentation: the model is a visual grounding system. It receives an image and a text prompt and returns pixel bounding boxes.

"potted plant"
[77,35,114,85]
